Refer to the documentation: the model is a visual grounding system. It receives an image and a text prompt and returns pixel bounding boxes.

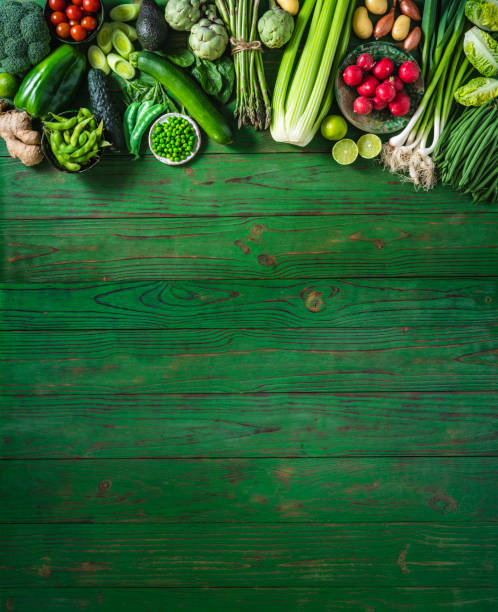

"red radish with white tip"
[343,65,363,87]
[354,96,373,115]
[357,53,374,71]
[389,92,411,116]
[372,57,394,80]
[357,74,379,97]
[376,81,397,102]
[398,60,419,84]
[372,95,388,110]
[389,75,404,92]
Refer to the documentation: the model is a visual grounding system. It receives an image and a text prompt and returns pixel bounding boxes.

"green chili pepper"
[70,116,92,147]
[134,101,154,127]
[130,103,166,159]
[124,102,140,153]
[43,116,78,131]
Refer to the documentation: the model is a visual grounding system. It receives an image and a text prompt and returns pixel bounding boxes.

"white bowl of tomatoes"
[45,0,103,44]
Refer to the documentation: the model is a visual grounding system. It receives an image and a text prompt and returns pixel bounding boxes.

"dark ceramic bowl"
[335,41,424,134]
[44,0,104,46]
[41,110,101,174]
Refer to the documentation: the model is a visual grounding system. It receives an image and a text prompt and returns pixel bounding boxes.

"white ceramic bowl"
[148,113,201,166]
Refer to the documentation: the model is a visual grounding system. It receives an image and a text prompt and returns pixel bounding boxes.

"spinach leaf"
[202,59,223,95]
[216,56,235,104]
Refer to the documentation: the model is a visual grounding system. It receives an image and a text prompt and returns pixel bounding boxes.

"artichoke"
[258,8,294,49]
[189,17,228,61]
[165,0,204,31]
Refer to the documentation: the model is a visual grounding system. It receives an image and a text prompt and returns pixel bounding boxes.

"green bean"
[71,130,98,159]
[70,117,93,148]
[63,130,71,145]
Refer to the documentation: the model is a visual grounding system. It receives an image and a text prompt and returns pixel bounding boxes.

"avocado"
[136,0,169,51]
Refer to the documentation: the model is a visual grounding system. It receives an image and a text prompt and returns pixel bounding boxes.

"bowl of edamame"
[41,108,107,173]
[148,113,201,166]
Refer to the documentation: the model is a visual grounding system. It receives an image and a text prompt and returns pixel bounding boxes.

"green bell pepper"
[14,45,87,119]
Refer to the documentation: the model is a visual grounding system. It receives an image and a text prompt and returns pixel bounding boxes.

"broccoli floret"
[28,41,50,66]
[4,38,28,58]
[20,11,51,44]
[0,40,6,62]
[1,17,19,39]
[1,55,31,75]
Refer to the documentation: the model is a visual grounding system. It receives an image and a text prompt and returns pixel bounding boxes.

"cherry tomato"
[56,21,71,38]
[82,0,100,13]
[68,19,78,26]
[70,24,87,41]
[66,4,83,20]
[72,0,83,4]
[81,15,97,30]
[49,0,66,10]
[50,10,67,24]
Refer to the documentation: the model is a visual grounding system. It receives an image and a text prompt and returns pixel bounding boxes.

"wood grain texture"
[2,587,498,611]
[0,155,481,220]
[2,523,497,587]
[2,392,496,459]
[3,215,498,282]
[2,279,498,330]
[2,327,498,394]
[1,458,496,523]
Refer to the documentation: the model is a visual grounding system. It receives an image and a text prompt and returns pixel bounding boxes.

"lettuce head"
[465,0,498,31]
[464,26,498,76]
[454,76,498,105]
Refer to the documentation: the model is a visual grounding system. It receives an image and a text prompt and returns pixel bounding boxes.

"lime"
[0,72,19,99]
[332,138,358,165]
[321,114,348,141]
[357,133,382,159]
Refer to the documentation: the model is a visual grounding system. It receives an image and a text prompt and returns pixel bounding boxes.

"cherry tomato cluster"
[343,53,420,118]
[48,0,101,42]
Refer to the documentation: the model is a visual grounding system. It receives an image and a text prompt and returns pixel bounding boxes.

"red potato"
[357,74,379,97]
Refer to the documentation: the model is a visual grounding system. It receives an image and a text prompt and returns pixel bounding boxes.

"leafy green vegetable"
[123,78,178,113]
[166,48,196,68]
[464,26,498,76]
[454,76,498,105]
[465,0,498,32]
[173,51,234,103]
[216,56,235,104]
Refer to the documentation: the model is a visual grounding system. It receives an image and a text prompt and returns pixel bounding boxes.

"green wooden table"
[1,3,498,609]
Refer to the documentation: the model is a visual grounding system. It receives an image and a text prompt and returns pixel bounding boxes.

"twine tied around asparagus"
[230,37,263,54]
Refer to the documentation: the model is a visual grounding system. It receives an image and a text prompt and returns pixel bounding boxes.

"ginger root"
[0,99,43,167]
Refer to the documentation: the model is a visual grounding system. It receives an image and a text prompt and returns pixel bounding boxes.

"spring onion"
[382,0,471,189]
[270,0,354,147]
[434,101,498,202]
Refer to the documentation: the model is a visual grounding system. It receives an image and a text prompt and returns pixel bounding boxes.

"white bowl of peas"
[148,113,201,166]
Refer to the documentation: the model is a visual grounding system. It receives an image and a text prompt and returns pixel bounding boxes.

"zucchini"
[111,21,138,42]
[88,45,110,75]
[97,23,113,54]
[88,68,125,151]
[112,29,134,59]
[107,53,136,80]
[130,51,232,145]
[110,3,140,22]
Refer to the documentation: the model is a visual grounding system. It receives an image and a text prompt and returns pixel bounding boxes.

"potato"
[353,7,373,40]
[392,15,411,41]
[365,0,388,15]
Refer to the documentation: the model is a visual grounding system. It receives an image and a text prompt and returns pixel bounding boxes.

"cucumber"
[97,22,113,54]
[110,21,138,41]
[107,53,136,80]
[88,45,110,75]
[130,52,232,145]
[110,3,140,22]
[112,29,134,59]
[88,68,125,151]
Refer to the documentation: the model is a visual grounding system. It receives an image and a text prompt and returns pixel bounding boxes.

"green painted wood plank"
[2,393,497,458]
[3,215,498,281]
[2,587,498,611]
[1,458,496,523]
[2,279,497,330]
[2,327,498,394]
[1,523,496,587]
[0,156,480,220]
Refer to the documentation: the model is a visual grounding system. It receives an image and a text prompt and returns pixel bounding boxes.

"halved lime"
[332,139,358,165]
[0,72,18,98]
[321,114,348,141]
[110,3,140,22]
[357,133,382,159]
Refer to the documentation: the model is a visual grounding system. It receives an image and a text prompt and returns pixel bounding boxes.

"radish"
[354,96,373,115]
[389,92,411,116]
[376,81,396,102]
[372,57,394,80]
[357,74,379,97]
[356,53,374,71]
[398,61,419,84]
[372,95,387,110]
[389,75,404,92]
[343,65,363,87]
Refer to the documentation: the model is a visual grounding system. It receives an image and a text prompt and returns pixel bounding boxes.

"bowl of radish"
[335,42,424,134]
